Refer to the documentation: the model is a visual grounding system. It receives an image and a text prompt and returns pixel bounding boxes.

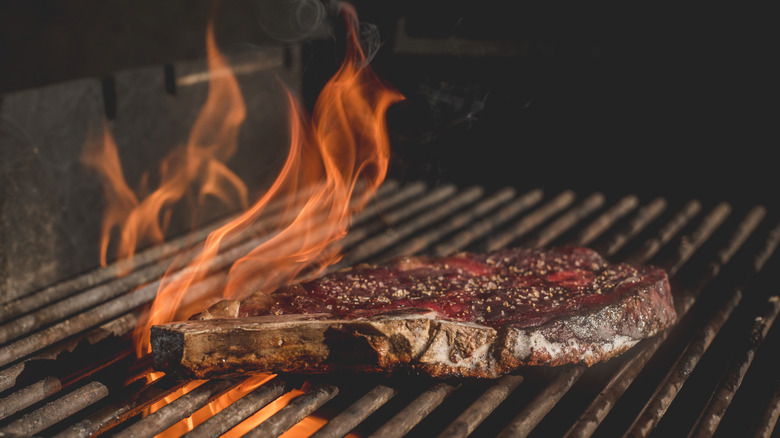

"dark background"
[1,0,777,208]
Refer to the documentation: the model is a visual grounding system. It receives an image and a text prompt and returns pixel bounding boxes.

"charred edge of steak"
[152,273,674,379]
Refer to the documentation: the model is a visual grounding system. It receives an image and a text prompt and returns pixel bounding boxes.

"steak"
[152,247,675,379]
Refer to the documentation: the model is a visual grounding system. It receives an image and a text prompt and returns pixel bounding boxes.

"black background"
[1,0,777,208]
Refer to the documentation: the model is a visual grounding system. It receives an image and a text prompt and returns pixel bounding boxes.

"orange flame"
[92,2,401,436]
[82,17,248,273]
[134,2,403,356]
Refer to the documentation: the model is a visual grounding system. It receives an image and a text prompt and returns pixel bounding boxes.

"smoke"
[358,21,381,66]
[256,0,330,42]
[255,0,383,67]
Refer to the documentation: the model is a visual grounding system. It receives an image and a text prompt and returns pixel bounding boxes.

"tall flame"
[90,3,401,435]
[82,17,248,273]
[134,2,403,355]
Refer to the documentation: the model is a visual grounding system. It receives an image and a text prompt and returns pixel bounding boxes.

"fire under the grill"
[1,181,779,437]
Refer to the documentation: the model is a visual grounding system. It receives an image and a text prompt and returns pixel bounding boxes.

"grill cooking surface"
[1,181,779,437]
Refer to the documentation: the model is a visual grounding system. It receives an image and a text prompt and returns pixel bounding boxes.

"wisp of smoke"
[256,0,329,42]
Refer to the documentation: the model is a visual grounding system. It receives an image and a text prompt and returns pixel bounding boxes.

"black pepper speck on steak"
[151,247,676,379]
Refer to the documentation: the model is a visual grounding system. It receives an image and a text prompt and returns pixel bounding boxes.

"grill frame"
[1,181,778,437]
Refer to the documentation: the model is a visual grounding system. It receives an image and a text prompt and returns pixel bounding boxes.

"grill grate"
[1,180,778,437]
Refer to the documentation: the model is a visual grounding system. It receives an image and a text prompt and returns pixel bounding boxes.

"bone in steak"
[152,247,675,378]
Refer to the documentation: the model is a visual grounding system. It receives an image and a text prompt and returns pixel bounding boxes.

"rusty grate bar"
[626,290,743,437]
[2,183,774,438]
[336,185,485,267]
[561,205,765,438]
[0,180,396,326]
[572,194,639,247]
[378,187,517,262]
[496,367,585,438]
[525,192,606,249]
[497,201,747,438]
[353,192,633,437]
[2,183,421,435]
[182,378,286,438]
[0,376,62,421]
[437,375,525,438]
[303,189,561,436]
[433,189,544,256]
[0,381,109,437]
[369,382,458,438]
[0,310,139,396]
[311,385,398,438]
[494,196,689,438]
[56,374,189,438]
[0,182,409,368]
[688,295,780,438]
[625,199,703,266]
[626,212,778,437]
[485,190,577,251]
[1,180,383,310]
[751,381,780,438]
[337,184,457,249]
[243,383,339,438]
[598,197,667,257]
[113,378,244,438]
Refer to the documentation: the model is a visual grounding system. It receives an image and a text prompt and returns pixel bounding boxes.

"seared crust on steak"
[152,247,675,379]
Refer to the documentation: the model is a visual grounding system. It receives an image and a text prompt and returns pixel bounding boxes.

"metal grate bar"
[184,378,286,438]
[625,208,773,436]
[368,383,457,438]
[56,374,189,438]
[378,187,517,262]
[0,311,139,395]
[336,186,484,267]
[485,190,576,251]
[0,181,409,368]
[663,202,732,276]
[0,180,390,326]
[3,184,412,434]
[433,189,543,257]
[496,367,585,438]
[1,180,388,310]
[750,380,780,438]
[0,376,62,421]
[573,195,639,247]
[496,197,687,438]
[626,289,744,437]
[338,184,457,249]
[113,378,244,438]
[242,383,339,438]
[626,199,702,266]
[561,206,765,438]
[598,197,667,257]
[372,193,627,438]
[0,381,108,437]
[314,190,588,431]
[0,181,402,341]
[525,192,605,248]
[688,295,780,438]
[437,375,525,438]
[311,385,398,438]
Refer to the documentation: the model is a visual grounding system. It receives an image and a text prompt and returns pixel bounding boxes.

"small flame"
[81,122,139,269]
[82,17,248,274]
